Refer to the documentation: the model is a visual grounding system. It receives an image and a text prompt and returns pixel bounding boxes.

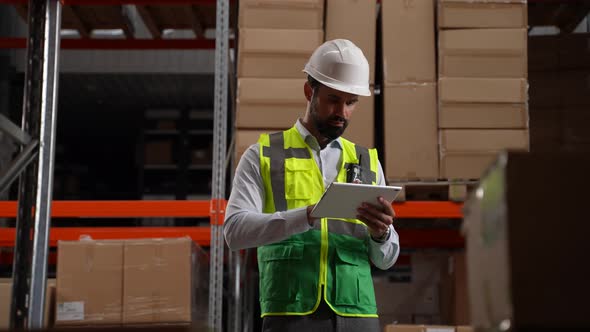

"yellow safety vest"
[257,126,380,317]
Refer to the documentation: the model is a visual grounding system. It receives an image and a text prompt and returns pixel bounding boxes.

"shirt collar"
[295,119,342,151]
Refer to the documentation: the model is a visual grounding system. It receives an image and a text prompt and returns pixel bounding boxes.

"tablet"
[310,182,402,219]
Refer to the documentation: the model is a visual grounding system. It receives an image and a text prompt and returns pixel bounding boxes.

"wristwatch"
[371,226,390,243]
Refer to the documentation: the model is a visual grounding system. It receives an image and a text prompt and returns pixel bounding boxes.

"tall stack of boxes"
[437,0,530,179]
[235,0,324,161]
[325,0,377,148]
[382,0,439,181]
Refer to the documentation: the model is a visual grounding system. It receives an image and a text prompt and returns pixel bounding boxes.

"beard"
[310,96,349,141]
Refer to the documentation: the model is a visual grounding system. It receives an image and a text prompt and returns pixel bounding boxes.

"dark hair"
[307,75,322,92]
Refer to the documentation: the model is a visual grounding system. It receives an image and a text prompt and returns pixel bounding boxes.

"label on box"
[56,301,84,321]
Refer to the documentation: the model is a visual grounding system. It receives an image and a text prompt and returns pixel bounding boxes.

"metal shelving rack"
[0,0,231,330]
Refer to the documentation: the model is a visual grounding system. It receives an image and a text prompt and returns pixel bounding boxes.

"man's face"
[308,84,359,141]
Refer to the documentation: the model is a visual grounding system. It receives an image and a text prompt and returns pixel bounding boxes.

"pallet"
[387,179,479,202]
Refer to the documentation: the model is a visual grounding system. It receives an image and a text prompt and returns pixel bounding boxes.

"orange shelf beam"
[393,201,463,219]
[0,227,211,247]
[0,200,212,218]
[0,200,463,249]
[0,200,462,219]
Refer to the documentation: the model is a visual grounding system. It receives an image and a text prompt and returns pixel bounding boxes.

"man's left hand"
[356,196,395,240]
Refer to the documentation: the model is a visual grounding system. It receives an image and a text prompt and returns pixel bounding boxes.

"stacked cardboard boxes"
[236,0,324,161]
[375,253,447,328]
[55,238,208,327]
[437,0,530,179]
[375,252,470,329]
[325,0,377,148]
[382,0,439,180]
[528,33,590,152]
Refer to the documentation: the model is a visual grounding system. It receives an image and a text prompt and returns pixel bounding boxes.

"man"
[224,39,400,332]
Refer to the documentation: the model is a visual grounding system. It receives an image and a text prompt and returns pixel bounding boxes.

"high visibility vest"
[257,126,380,317]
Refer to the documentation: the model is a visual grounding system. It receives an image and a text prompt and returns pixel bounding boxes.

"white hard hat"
[303,39,371,97]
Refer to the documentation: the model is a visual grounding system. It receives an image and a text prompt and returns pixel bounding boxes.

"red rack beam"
[0,37,224,50]
[398,229,464,249]
[393,201,463,219]
[0,200,464,249]
[0,200,212,218]
[0,200,462,219]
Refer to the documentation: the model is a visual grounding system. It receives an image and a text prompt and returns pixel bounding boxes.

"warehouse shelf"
[0,200,465,249]
[0,200,463,219]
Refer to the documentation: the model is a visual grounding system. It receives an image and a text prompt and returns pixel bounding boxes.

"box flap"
[440,129,530,152]
[239,29,323,55]
[237,78,305,105]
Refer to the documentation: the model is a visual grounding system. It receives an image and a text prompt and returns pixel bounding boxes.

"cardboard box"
[439,78,528,104]
[144,141,173,165]
[384,325,456,332]
[440,253,470,325]
[374,253,447,318]
[235,130,268,163]
[236,78,306,129]
[456,327,474,332]
[56,240,124,326]
[438,103,529,129]
[238,0,324,30]
[237,78,306,105]
[384,84,438,180]
[237,104,303,129]
[379,314,414,330]
[123,238,195,324]
[439,152,498,179]
[464,152,590,328]
[0,282,11,329]
[439,129,529,179]
[382,0,436,83]
[343,93,374,148]
[440,129,530,152]
[1,279,56,329]
[439,29,527,78]
[325,0,376,83]
[237,29,323,78]
[438,0,527,29]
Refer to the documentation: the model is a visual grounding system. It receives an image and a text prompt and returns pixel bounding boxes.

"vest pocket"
[334,248,360,305]
[334,248,375,306]
[285,161,313,201]
[259,243,304,302]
